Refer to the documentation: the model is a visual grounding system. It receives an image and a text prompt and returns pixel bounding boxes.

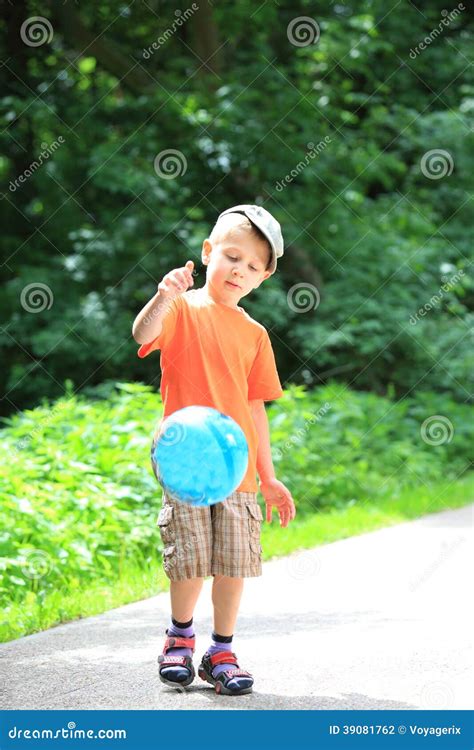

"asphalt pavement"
[0,504,472,710]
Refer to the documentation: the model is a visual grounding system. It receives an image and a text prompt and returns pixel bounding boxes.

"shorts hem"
[211,566,262,578]
[163,565,211,582]
[164,568,263,581]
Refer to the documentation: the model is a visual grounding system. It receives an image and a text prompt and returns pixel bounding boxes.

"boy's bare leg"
[203,576,253,694]
[159,579,203,685]
[170,577,204,621]
[212,575,244,635]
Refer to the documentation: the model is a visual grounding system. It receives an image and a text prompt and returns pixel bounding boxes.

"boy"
[132,204,296,696]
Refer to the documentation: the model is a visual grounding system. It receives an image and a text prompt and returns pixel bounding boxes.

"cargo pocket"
[162,544,177,575]
[156,504,174,544]
[247,502,263,555]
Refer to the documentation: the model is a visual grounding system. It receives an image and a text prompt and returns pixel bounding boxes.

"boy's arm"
[249,399,275,482]
[249,399,296,527]
[132,260,194,345]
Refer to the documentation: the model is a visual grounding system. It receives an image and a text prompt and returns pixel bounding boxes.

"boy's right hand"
[158,260,194,299]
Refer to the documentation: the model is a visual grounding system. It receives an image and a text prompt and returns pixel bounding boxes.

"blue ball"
[153,406,249,506]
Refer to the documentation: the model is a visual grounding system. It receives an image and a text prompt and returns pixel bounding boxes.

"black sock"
[172,616,193,629]
[212,631,233,643]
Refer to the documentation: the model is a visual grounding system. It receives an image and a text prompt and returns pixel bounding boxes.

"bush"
[0,381,471,622]
[267,383,472,513]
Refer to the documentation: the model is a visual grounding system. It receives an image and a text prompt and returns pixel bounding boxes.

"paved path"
[1,504,472,710]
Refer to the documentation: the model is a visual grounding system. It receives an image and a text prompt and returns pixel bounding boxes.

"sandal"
[198,650,254,695]
[157,630,196,688]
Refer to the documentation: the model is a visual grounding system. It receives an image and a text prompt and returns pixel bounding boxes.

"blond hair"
[209,213,273,270]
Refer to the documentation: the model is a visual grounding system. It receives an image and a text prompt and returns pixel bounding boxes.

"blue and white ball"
[153,406,249,506]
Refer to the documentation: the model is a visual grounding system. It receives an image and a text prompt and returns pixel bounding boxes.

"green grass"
[1,381,471,642]
[1,473,471,643]
[261,473,473,555]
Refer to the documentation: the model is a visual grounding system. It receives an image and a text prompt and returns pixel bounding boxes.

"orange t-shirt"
[137,288,283,492]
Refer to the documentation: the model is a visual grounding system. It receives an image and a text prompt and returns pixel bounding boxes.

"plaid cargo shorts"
[151,441,263,580]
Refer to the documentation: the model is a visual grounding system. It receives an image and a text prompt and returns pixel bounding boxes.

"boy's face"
[201,226,272,306]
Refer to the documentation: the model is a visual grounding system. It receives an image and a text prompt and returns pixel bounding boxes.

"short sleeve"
[247,329,283,401]
[136,295,182,358]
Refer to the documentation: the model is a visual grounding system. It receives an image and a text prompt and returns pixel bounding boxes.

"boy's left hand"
[259,478,296,528]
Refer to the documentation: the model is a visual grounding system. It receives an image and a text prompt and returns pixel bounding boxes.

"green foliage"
[261,473,474,559]
[269,384,472,514]
[1,1,472,413]
[0,382,471,640]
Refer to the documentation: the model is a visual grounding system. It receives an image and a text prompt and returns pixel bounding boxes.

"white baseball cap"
[218,204,284,274]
